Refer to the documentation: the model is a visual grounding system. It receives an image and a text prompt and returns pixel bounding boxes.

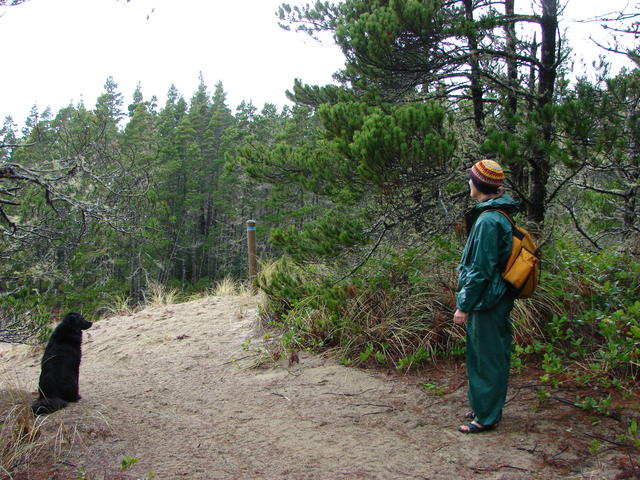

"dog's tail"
[31,397,68,415]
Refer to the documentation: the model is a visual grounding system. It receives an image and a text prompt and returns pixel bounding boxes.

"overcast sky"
[0,0,343,124]
[0,0,636,127]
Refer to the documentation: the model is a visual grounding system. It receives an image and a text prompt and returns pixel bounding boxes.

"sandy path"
[0,295,633,479]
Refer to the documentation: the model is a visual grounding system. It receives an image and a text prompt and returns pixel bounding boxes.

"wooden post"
[246,220,257,289]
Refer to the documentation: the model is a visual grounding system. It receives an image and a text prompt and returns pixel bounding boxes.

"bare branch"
[560,201,601,250]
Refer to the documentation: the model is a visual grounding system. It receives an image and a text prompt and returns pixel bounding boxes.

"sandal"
[458,422,496,434]
[464,410,475,419]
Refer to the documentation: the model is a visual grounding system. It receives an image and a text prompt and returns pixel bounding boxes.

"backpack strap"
[484,208,514,226]
[481,208,522,271]
[485,207,541,256]
[483,208,522,239]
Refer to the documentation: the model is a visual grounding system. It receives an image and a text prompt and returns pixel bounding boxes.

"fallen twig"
[449,379,466,393]
[550,445,569,459]
[470,464,530,473]
[384,466,431,479]
[504,388,520,406]
[322,388,376,397]
[551,396,622,421]
[299,380,329,387]
[516,444,539,454]
[220,354,258,366]
[271,392,291,401]
[348,403,393,409]
[422,400,445,410]
[582,432,636,448]
[431,443,449,452]
[361,410,393,416]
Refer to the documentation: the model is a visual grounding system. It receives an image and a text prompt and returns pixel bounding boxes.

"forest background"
[0,0,639,432]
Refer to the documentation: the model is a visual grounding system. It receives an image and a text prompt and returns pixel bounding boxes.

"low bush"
[521,239,640,390]
[258,236,639,389]
[258,241,546,370]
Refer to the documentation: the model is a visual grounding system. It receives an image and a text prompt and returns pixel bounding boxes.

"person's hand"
[453,309,468,325]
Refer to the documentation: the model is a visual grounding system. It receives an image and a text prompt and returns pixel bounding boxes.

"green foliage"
[574,394,614,416]
[236,95,459,271]
[258,244,468,368]
[319,101,457,193]
[627,420,640,448]
[420,382,446,396]
[270,209,368,262]
[1,4,638,416]
[2,76,291,325]
[119,455,139,471]
[397,347,431,370]
[1,294,54,343]
[259,231,640,391]
[513,238,640,388]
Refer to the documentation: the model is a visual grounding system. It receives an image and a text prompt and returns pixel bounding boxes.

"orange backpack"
[489,209,541,299]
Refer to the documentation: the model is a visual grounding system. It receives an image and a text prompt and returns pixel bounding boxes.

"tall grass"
[256,249,473,368]
[211,276,252,296]
[96,275,261,322]
[99,293,137,318]
[0,385,104,478]
[510,294,555,345]
[210,262,279,297]
[0,387,49,477]
[255,244,560,370]
[143,282,180,307]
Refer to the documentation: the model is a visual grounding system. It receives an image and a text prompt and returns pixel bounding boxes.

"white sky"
[0,0,636,127]
[0,0,344,124]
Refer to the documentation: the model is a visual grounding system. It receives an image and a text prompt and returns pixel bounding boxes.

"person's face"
[468,178,482,200]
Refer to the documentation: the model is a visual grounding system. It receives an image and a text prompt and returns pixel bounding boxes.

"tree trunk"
[463,0,485,133]
[504,0,528,198]
[528,0,558,226]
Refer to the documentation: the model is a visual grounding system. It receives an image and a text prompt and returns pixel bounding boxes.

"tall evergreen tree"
[95,76,125,131]
[201,81,236,278]
[119,85,160,294]
[279,0,569,227]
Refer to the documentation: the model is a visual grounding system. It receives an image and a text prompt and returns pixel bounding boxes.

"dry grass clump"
[263,249,550,369]
[0,387,42,476]
[100,293,138,318]
[338,274,464,368]
[143,282,180,307]
[211,276,256,297]
[0,382,112,478]
[99,283,181,318]
[511,293,556,346]
[98,276,262,322]
[211,276,241,296]
[255,258,279,287]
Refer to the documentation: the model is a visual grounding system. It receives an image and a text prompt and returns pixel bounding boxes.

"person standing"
[453,159,520,434]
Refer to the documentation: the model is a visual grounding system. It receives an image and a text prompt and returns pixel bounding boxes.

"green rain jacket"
[456,193,520,312]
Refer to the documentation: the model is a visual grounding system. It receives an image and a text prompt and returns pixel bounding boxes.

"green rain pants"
[466,295,514,426]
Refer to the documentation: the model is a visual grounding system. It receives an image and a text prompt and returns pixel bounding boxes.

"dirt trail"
[0,295,635,479]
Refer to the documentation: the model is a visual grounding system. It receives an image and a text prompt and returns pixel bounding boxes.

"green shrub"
[258,245,468,368]
[518,238,640,388]
[259,235,639,389]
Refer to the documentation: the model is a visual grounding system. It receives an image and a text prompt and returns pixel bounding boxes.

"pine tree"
[95,76,125,131]
[200,82,235,278]
[280,0,568,227]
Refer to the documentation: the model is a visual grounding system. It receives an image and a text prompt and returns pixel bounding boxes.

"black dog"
[32,312,92,415]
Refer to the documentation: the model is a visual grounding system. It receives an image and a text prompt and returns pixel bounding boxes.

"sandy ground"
[1,295,638,480]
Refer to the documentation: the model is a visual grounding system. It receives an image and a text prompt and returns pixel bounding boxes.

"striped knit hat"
[468,159,504,192]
